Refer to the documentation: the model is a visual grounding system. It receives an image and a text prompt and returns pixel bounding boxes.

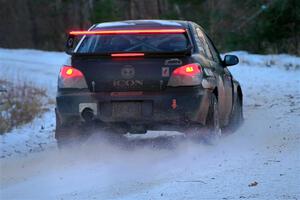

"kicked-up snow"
[0,49,299,200]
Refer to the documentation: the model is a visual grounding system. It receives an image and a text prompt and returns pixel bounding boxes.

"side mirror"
[223,55,239,67]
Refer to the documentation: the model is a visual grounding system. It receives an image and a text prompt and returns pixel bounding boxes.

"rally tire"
[55,110,84,148]
[228,95,243,132]
[205,93,222,138]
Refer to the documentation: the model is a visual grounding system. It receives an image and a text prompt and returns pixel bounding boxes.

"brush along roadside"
[0,79,50,134]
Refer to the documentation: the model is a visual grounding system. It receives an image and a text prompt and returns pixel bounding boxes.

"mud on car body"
[55,20,243,145]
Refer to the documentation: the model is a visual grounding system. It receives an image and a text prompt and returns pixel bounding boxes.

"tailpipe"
[81,108,95,122]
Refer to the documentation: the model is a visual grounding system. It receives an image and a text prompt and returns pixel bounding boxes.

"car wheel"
[205,93,222,138]
[110,124,129,135]
[228,95,243,132]
[55,110,84,148]
[186,93,221,142]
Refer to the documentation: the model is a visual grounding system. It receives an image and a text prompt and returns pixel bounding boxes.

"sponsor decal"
[162,67,170,77]
[171,99,177,109]
[121,65,135,79]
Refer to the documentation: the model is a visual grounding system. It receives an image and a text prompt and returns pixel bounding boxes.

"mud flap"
[193,90,212,125]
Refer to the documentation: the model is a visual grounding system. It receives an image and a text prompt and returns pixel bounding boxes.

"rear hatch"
[69,27,192,92]
[72,56,191,92]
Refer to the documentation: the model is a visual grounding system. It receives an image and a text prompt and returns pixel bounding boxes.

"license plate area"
[112,102,142,118]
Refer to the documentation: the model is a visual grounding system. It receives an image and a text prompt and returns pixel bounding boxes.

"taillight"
[58,66,88,89]
[167,63,202,87]
[172,63,202,76]
[60,66,84,78]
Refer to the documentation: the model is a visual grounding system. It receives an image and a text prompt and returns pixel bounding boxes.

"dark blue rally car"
[55,20,243,145]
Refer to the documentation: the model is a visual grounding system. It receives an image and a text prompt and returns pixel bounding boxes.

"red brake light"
[111,53,144,57]
[69,29,186,36]
[60,66,84,78]
[172,63,202,76]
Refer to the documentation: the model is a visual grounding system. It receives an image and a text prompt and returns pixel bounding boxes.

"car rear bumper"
[56,87,211,126]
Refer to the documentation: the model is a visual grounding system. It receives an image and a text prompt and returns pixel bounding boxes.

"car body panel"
[56,86,209,125]
[71,56,193,92]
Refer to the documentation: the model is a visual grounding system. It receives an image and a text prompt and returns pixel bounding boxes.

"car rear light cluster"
[58,65,88,89]
[172,63,202,76]
[167,63,203,87]
[69,29,186,36]
[111,53,145,57]
[60,66,84,78]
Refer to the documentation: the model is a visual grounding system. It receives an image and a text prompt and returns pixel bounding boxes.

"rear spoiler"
[65,28,193,56]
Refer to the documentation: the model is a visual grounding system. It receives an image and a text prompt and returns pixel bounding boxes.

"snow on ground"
[228,51,300,71]
[0,49,299,200]
[0,48,69,158]
[0,48,69,96]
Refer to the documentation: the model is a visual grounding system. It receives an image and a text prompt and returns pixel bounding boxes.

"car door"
[193,25,233,126]
[204,34,233,126]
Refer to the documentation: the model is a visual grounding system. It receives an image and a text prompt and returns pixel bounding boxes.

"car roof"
[93,20,190,29]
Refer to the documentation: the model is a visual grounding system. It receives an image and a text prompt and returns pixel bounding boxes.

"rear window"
[77,34,188,53]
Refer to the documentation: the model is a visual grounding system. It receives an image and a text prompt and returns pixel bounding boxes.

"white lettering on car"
[113,80,144,88]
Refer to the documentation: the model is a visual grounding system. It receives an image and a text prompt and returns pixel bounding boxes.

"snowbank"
[0,48,69,96]
[226,51,300,71]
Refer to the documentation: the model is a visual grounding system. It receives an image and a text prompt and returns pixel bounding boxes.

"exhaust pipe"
[81,108,95,122]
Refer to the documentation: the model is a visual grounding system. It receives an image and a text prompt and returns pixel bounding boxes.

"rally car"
[55,20,243,145]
